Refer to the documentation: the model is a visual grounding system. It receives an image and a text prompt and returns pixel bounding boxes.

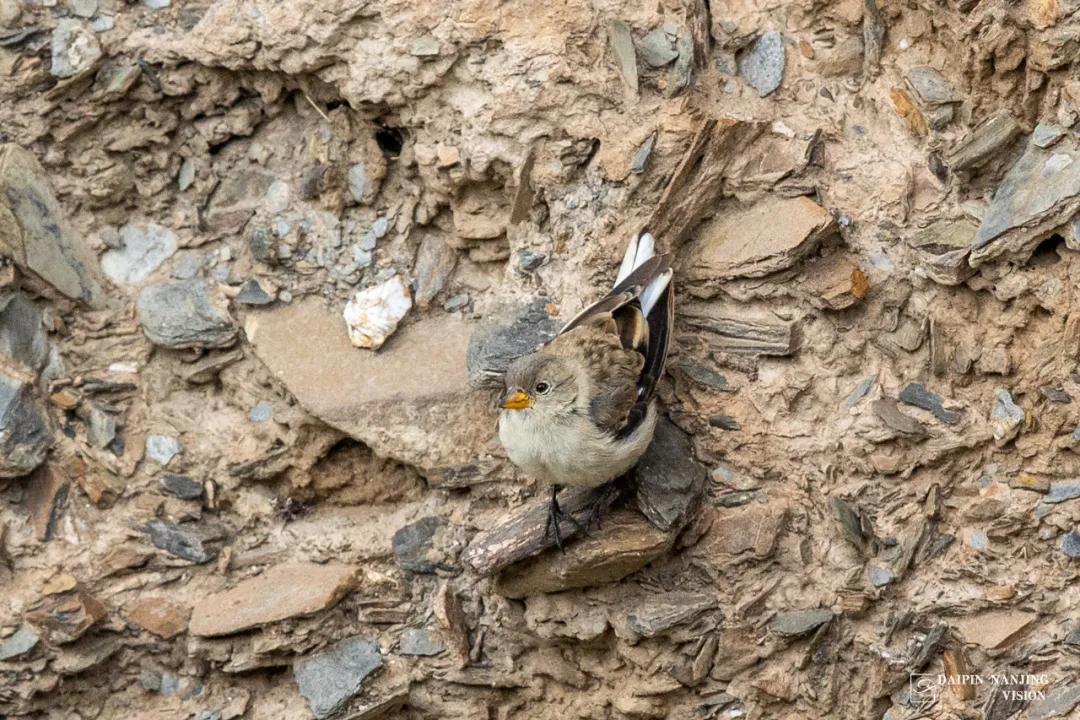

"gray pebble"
[234,279,273,305]
[410,36,440,57]
[68,0,97,19]
[249,401,273,422]
[400,628,445,656]
[866,566,896,587]
[0,627,39,660]
[172,254,202,280]
[517,250,545,270]
[371,217,390,239]
[443,294,470,312]
[640,29,678,68]
[1045,480,1080,504]
[739,31,784,97]
[178,158,195,191]
[1061,530,1080,558]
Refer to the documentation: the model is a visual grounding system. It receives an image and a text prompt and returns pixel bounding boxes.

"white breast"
[498,404,658,488]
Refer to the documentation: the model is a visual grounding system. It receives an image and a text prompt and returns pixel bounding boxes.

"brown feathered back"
[553,252,674,438]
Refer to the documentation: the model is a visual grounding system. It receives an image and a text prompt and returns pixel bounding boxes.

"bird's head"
[499,353,577,416]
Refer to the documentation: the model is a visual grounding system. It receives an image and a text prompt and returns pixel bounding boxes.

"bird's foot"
[585,476,626,530]
[542,485,583,553]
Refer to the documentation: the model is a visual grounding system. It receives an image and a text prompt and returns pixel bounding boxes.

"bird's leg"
[543,484,583,553]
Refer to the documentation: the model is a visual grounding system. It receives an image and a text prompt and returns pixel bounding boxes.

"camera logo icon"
[909,673,939,707]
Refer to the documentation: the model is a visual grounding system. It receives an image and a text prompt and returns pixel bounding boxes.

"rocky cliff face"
[3,0,1080,717]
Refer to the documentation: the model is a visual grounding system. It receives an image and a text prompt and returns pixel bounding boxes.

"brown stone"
[124,596,190,639]
[434,581,469,664]
[681,196,836,284]
[698,502,788,562]
[798,254,869,310]
[494,511,673,598]
[49,390,79,410]
[189,563,358,637]
[23,465,71,542]
[1010,474,1050,493]
[26,587,108,644]
[204,168,274,236]
[889,87,928,137]
[954,610,1035,649]
[66,456,124,507]
[246,298,493,472]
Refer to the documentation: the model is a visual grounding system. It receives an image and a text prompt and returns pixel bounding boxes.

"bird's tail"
[614,231,672,318]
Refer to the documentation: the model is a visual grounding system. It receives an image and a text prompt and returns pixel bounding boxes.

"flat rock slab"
[907,219,977,286]
[294,637,382,719]
[25,588,107,644]
[904,65,962,106]
[681,196,835,284]
[1029,685,1080,720]
[189,562,358,637]
[622,592,718,638]
[971,128,1080,265]
[392,516,452,573]
[400,627,445,656]
[954,610,1035,649]
[0,626,39,660]
[0,144,106,306]
[898,383,961,424]
[247,297,494,471]
[494,510,673,598]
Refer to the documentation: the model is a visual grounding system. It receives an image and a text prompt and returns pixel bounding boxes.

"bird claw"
[542,485,583,553]
[585,477,626,531]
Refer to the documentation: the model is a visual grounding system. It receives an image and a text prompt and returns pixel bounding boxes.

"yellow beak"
[499,389,534,410]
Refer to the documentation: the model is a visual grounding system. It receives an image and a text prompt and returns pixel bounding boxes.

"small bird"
[497,231,674,549]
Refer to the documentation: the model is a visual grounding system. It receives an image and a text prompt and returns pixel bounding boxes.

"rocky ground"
[5,0,1080,718]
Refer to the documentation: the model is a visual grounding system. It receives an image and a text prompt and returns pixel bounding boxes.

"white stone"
[265,179,290,214]
[343,275,412,350]
[146,435,182,465]
[101,224,179,284]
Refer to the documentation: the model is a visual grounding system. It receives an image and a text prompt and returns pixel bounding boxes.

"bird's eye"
[535,382,551,394]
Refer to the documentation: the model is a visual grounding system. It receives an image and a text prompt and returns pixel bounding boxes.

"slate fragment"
[466,299,560,388]
[0,144,106,306]
[294,638,382,719]
[607,20,638,94]
[872,398,927,439]
[768,608,833,636]
[632,417,707,532]
[145,520,226,564]
[137,281,237,349]
[898,383,960,424]
[392,516,453,574]
[966,120,1080,263]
